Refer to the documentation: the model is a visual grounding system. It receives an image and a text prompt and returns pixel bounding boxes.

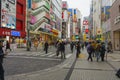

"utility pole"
[26,0,32,51]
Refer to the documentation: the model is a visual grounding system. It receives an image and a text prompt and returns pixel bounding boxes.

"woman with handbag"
[0,41,5,80]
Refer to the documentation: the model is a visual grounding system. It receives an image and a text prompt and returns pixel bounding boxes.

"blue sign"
[74,9,76,15]
[28,0,32,9]
[68,9,73,16]
[11,31,20,36]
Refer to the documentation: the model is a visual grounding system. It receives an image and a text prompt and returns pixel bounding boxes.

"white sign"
[1,0,16,29]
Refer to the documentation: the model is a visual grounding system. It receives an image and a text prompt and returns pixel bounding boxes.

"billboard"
[1,0,16,29]
[68,9,73,16]
[62,1,68,9]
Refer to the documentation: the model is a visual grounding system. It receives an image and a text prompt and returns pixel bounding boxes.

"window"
[17,2,23,15]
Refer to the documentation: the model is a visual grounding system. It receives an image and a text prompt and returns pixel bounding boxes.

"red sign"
[83,20,89,25]
[0,28,11,36]
[85,29,89,33]
[62,1,68,8]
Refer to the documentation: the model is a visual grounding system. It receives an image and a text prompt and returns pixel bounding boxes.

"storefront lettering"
[2,31,10,36]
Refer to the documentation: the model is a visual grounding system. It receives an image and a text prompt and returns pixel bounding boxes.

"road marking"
[48,53,56,57]
[41,52,53,56]
[66,54,72,58]
[7,56,62,61]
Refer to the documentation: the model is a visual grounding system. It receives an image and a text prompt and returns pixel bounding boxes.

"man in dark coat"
[60,41,66,59]
[100,42,106,61]
[76,42,81,58]
[44,41,49,54]
[70,41,74,53]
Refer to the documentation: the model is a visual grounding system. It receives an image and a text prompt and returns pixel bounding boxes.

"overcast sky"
[63,0,91,17]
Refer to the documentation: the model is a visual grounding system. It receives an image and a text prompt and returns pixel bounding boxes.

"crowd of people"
[0,39,113,80]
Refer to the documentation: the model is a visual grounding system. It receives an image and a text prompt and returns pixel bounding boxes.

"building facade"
[62,1,68,39]
[51,0,62,39]
[93,0,102,40]
[30,0,52,43]
[110,0,120,51]
[0,0,26,44]
[101,0,116,43]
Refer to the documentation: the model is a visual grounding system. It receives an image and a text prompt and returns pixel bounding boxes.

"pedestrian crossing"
[9,51,72,59]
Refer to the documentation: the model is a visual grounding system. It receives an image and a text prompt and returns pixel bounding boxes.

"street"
[4,45,72,76]
[3,45,120,80]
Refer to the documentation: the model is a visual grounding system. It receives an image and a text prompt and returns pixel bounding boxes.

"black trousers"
[45,48,48,54]
[61,50,66,59]
[0,63,4,80]
[101,53,105,61]
[0,55,4,80]
[88,52,93,61]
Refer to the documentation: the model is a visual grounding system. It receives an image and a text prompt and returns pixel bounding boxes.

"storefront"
[110,0,120,51]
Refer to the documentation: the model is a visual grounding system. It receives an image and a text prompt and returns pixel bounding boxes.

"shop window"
[17,2,23,15]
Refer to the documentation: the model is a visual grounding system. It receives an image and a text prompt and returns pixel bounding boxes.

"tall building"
[93,0,102,40]
[101,0,116,43]
[110,0,120,51]
[0,0,26,45]
[51,0,62,39]
[28,0,62,44]
[68,8,82,41]
[89,0,94,39]
[62,1,68,39]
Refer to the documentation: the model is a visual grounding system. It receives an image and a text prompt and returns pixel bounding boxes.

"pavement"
[5,47,120,80]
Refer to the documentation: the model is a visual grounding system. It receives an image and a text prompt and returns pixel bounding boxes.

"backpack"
[87,44,93,53]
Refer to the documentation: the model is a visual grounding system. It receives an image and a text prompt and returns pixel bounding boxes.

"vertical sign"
[28,0,32,9]
[1,0,16,29]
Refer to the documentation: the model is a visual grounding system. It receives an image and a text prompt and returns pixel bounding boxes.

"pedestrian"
[6,41,11,51]
[95,42,101,62]
[60,41,66,59]
[44,41,49,54]
[100,42,106,61]
[34,39,38,50]
[70,41,74,53]
[76,42,81,58]
[56,41,60,56]
[107,41,113,53]
[0,41,4,80]
[91,41,96,57]
[87,42,93,62]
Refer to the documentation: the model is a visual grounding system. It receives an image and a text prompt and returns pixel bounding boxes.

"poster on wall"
[1,0,16,29]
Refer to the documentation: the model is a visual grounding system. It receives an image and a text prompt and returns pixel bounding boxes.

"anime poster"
[1,0,16,29]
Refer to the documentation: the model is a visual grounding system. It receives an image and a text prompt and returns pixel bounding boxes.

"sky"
[63,0,91,17]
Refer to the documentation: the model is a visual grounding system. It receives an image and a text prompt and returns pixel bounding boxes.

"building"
[30,0,51,43]
[29,0,62,44]
[93,0,102,40]
[62,1,68,39]
[89,0,94,39]
[67,8,82,41]
[110,0,120,51]
[51,0,62,39]
[0,0,26,44]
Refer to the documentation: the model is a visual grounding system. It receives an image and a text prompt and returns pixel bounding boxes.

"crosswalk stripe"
[66,54,72,58]
[41,52,53,56]
[48,53,56,57]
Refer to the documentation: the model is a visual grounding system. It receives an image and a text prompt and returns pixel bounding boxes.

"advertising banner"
[1,0,16,29]
[68,9,73,16]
